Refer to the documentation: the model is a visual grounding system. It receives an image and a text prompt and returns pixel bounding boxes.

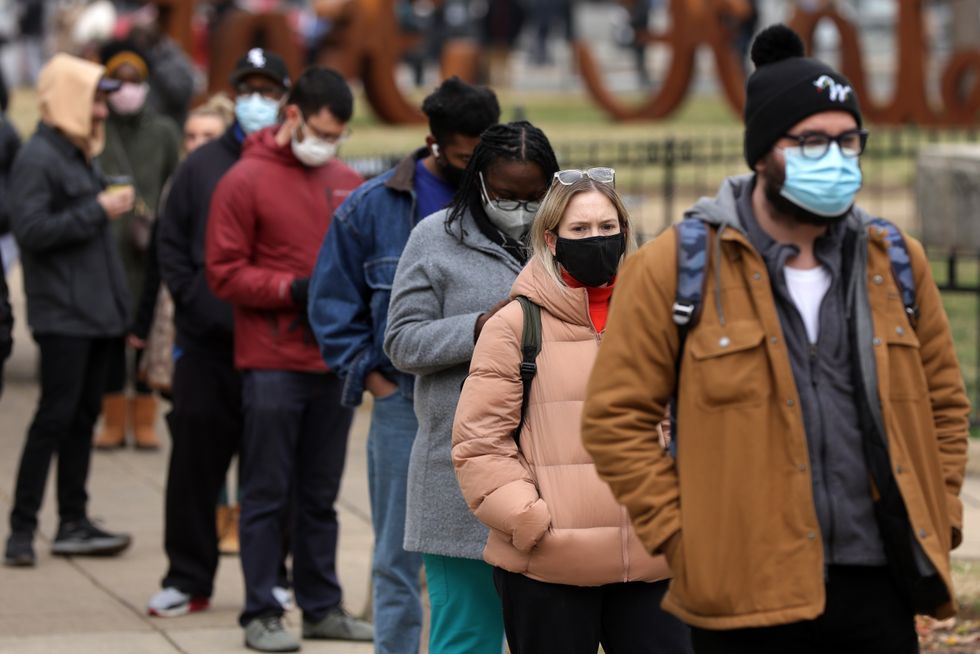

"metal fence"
[345,126,980,243]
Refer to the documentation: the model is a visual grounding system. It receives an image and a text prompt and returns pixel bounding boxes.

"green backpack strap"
[514,296,542,448]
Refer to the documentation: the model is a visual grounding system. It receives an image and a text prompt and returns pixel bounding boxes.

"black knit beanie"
[743,24,862,169]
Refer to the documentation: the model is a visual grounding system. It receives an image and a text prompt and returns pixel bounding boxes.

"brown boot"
[218,505,240,556]
[93,393,127,449]
[131,394,160,450]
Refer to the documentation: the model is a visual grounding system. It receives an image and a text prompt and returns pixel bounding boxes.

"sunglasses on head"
[553,167,616,187]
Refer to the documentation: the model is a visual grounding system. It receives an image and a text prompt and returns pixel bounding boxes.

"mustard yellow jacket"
[581,177,970,630]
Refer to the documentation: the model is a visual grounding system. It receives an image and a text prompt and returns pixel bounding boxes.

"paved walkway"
[2,265,980,653]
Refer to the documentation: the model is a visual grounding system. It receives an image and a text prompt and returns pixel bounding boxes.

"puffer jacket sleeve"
[452,304,551,553]
[906,234,970,548]
[581,232,682,555]
[205,166,295,309]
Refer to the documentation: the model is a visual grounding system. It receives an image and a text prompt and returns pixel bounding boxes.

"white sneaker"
[272,586,294,612]
[147,586,210,617]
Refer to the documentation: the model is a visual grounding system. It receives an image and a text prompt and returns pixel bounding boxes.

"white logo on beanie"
[813,75,852,103]
[247,48,267,68]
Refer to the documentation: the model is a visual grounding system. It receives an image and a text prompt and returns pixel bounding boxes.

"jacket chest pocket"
[364,257,399,318]
[688,321,770,409]
[61,176,98,203]
[884,322,927,400]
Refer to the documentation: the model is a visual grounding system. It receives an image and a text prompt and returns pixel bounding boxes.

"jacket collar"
[384,147,428,194]
[219,124,244,159]
[511,257,593,328]
[37,121,87,162]
[440,206,526,274]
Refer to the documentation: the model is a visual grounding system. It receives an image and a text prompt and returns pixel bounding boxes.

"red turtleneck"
[561,269,615,333]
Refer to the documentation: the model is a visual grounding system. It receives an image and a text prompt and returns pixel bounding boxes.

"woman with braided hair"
[385,121,557,654]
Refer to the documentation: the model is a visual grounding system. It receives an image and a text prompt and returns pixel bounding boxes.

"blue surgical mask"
[235,93,280,134]
[780,143,862,218]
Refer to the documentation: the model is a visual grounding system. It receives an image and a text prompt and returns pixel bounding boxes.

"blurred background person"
[4,53,133,568]
[93,39,181,451]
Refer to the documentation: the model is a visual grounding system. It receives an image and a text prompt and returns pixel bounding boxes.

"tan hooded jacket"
[38,53,106,158]
[452,257,671,586]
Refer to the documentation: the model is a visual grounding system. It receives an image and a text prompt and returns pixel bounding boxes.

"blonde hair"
[187,93,235,127]
[530,177,638,288]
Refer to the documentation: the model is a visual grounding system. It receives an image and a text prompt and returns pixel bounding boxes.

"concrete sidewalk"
[0,273,379,653]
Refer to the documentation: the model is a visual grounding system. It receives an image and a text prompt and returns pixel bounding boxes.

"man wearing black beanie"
[581,24,969,654]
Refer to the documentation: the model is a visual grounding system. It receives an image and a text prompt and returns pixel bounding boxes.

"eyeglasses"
[302,122,351,145]
[479,172,542,213]
[781,129,869,159]
[553,167,616,186]
[235,82,286,100]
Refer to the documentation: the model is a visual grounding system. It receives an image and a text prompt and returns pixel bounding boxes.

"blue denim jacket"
[309,150,424,407]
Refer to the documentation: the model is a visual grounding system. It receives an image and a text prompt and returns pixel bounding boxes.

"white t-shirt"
[784,265,832,344]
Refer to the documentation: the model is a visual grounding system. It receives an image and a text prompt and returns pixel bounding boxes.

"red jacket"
[205,127,363,372]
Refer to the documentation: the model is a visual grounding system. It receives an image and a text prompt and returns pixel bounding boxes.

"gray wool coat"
[384,207,524,559]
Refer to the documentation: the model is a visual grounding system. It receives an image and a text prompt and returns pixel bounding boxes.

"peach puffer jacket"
[452,257,670,586]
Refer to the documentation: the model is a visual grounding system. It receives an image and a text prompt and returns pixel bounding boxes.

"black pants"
[493,568,693,654]
[239,370,353,626]
[161,352,242,597]
[9,334,113,533]
[161,353,291,596]
[104,336,151,394]
[690,566,919,654]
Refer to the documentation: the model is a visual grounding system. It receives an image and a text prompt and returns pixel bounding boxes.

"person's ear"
[545,229,558,257]
[283,104,303,130]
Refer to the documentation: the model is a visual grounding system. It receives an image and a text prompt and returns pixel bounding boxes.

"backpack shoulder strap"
[868,217,919,328]
[514,295,542,448]
[673,218,710,345]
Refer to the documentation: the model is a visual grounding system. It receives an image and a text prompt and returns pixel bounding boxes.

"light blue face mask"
[780,142,863,218]
[235,93,280,134]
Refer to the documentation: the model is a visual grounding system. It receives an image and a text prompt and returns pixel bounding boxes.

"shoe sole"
[3,556,36,567]
[148,597,209,618]
[244,639,300,652]
[51,539,131,557]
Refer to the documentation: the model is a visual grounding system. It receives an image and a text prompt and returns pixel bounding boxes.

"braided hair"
[445,120,559,234]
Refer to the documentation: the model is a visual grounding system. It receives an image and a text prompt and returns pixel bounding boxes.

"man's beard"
[759,152,848,226]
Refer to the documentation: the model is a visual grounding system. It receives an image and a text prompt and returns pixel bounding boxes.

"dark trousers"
[493,568,693,654]
[9,334,113,533]
[690,566,919,654]
[239,370,353,626]
[104,336,151,394]
[161,353,242,597]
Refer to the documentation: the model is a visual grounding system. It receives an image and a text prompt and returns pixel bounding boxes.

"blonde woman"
[452,170,691,653]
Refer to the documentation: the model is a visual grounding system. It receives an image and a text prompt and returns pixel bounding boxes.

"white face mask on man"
[291,124,338,167]
[478,171,540,241]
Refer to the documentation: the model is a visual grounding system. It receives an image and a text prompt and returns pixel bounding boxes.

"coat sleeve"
[384,224,483,377]
[157,160,232,335]
[581,232,682,555]
[205,168,296,309]
[9,151,107,253]
[309,193,377,404]
[907,234,970,549]
[452,305,551,553]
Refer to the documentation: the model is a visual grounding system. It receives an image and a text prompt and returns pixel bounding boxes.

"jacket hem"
[661,594,825,630]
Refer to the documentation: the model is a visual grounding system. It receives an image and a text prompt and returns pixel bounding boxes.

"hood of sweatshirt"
[38,53,107,158]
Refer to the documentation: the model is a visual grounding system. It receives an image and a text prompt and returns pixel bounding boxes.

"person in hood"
[308,75,499,654]
[452,171,692,654]
[384,121,557,654]
[151,48,290,620]
[3,53,134,568]
[581,24,969,653]
[93,39,181,451]
[206,66,372,652]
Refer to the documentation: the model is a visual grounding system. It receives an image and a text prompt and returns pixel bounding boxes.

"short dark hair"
[286,67,353,123]
[422,77,500,144]
[446,121,559,231]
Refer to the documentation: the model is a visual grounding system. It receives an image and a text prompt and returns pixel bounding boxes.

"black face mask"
[555,233,626,287]
[433,144,466,189]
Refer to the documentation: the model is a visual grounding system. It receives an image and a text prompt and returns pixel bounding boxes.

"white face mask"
[479,171,539,241]
[290,125,337,167]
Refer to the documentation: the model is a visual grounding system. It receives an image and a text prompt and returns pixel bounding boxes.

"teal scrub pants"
[423,554,504,654]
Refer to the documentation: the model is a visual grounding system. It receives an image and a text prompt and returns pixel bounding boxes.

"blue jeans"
[368,392,423,654]
[238,370,353,626]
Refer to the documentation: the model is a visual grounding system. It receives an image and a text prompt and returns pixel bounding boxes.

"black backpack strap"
[514,295,541,448]
[869,217,918,329]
